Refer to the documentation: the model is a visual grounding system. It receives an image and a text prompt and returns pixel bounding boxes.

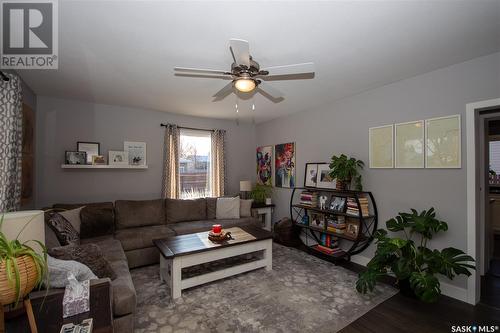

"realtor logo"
[1,0,58,69]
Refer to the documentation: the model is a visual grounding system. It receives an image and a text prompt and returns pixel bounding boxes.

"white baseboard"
[350,254,468,302]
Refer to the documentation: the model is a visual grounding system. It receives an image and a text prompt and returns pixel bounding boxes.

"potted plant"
[328,154,364,190]
[250,184,273,205]
[356,208,475,303]
[0,214,48,306]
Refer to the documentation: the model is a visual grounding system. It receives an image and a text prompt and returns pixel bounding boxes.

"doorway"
[481,115,500,308]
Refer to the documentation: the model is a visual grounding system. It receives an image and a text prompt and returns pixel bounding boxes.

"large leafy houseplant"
[356,208,475,303]
[328,154,364,190]
[250,184,273,204]
[0,214,48,305]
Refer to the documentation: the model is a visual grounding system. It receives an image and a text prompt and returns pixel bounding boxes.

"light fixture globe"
[234,78,256,93]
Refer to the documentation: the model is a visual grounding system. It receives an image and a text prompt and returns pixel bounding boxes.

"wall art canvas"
[304,163,318,187]
[124,141,147,166]
[425,115,461,168]
[256,145,273,186]
[395,120,424,168]
[275,142,295,188]
[369,124,394,168]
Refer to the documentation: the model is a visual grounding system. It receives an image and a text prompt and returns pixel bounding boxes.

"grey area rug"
[132,243,397,333]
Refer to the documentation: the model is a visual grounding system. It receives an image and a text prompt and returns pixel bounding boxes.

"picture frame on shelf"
[65,151,86,165]
[304,163,318,188]
[92,155,106,165]
[329,196,346,212]
[425,114,461,168]
[316,163,336,189]
[309,212,325,230]
[109,150,129,166]
[395,120,424,168]
[346,220,359,237]
[124,141,147,166]
[77,141,100,164]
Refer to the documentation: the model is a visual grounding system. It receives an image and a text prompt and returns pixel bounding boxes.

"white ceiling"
[17,1,500,123]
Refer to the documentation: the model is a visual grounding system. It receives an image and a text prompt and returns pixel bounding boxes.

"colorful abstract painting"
[256,146,273,186]
[275,142,295,188]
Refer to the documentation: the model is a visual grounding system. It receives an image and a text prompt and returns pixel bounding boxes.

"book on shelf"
[299,191,318,207]
[346,197,370,217]
[313,244,343,255]
[327,226,346,234]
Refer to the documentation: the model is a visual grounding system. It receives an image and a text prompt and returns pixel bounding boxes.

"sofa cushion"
[240,199,253,217]
[46,212,79,246]
[216,197,240,219]
[166,198,207,223]
[206,197,217,220]
[49,243,117,280]
[80,237,136,316]
[53,202,115,239]
[169,217,261,235]
[115,225,175,251]
[115,199,166,229]
[58,206,84,233]
[109,257,136,316]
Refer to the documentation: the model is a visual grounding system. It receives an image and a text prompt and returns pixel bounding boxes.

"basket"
[0,255,39,305]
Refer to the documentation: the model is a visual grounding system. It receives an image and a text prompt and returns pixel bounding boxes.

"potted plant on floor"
[328,154,364,190]
[356,208,475,303]
[250,184,273,205]
[0,214,48,306]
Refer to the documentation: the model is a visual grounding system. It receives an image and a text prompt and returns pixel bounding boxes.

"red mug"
[212,224,222,234]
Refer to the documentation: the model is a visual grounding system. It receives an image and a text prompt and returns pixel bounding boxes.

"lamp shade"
[240,180,252,192]
[2,210,45,254]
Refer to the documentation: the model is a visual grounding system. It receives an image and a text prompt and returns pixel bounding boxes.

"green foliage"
[328,154,364,190]
[356,208,475,303]
[0,214,48,306]
[250,184,272,204]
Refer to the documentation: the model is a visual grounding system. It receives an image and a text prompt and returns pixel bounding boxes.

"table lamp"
[239,180,252,200]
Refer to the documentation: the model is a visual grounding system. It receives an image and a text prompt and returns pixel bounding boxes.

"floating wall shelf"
[61,164,148,169]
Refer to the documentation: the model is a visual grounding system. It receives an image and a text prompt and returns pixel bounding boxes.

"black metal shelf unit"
[290,187,378,263]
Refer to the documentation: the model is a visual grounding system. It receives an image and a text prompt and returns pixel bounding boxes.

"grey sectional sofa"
[44,197,262,333]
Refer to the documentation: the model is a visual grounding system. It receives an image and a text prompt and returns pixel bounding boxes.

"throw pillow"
[216,197,240,219]
[46,212,80,246]
[49,243,117,280]
[240,199,253,217]
[46,255,97,288]
[58,206,85,234]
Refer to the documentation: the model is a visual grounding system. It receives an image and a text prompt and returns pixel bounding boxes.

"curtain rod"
[160,123,215,132]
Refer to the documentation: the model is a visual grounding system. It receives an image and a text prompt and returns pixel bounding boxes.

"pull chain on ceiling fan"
[174,38,315,103]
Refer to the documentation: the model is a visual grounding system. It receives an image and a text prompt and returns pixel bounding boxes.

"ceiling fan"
[174,38,315,102]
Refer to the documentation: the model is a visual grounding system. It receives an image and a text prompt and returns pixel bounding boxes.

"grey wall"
[35,97,256,207]
[256,52,500,288]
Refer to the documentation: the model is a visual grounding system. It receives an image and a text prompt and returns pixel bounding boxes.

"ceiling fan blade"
[212,82,234,101]
[174,67,230,75]
[261,62,315,76]
[229,39,250,68]
[257,82,285,103]
[174,73,232,80]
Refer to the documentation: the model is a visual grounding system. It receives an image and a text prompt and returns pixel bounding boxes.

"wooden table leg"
[24,299,38,333]
[0,303,4,333]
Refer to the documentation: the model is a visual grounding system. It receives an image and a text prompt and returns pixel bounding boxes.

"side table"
[251,203,275,231]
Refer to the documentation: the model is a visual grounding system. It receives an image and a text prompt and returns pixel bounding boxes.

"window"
[179,129,211,199]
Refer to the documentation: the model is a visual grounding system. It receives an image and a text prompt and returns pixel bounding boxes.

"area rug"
[132,243,397,333]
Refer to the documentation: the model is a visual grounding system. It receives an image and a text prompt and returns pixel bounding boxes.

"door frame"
[466,98,500,304]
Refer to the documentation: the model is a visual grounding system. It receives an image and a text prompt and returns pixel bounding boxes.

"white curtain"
[211,129,226,197]
[0,73,23,212]
[161,124,180,199]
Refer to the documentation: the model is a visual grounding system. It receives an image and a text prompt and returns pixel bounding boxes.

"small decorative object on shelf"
[124,141,147,166]
[290,186,377,263]
[108,151,129,166]
[91,155,106,165]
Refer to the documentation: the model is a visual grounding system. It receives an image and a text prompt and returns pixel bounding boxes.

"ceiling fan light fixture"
[234,78,256,93]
